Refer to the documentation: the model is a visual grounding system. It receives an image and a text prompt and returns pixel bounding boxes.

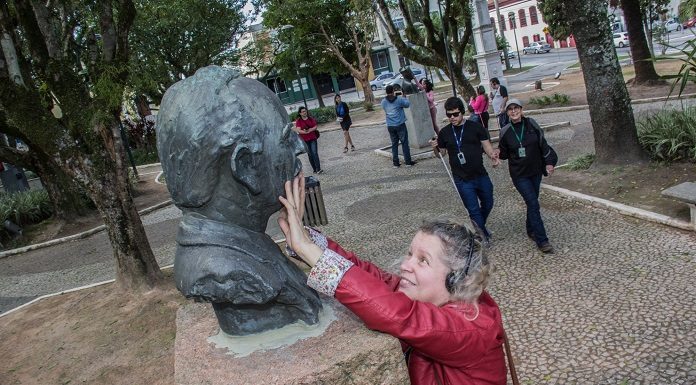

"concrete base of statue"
[174,300,409,385]
[404,92,436,149]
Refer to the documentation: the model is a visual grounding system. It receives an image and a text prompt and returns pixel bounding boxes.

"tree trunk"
[85,124,163,290]
[621,0,661,84]
[310,75,325,108]
[568,1,646,165]
[357,76,375,104]
[33,160,91,220]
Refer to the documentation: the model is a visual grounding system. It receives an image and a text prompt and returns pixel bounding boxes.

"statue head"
[157,66,305,228]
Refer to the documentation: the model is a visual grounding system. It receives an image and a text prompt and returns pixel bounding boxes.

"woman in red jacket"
[278,175,506,385]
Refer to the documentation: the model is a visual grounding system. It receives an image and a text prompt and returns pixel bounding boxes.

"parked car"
[682,16,696,29]
[613,32,629,48]
[522,41,551,54]
[383,68,427,88]
[369,72,397,91]
[499,50,517,62]
[663,19,682,32]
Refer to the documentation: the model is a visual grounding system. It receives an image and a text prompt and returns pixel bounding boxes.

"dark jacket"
[498,116,558,178]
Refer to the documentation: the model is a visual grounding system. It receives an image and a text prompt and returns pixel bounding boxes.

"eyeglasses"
[446,112,461,118]
[507,105,522,112]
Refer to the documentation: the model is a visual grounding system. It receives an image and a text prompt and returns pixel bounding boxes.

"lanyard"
[452,124,464,151]
[510,120,525,146]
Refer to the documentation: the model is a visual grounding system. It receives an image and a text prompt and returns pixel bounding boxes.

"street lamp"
[280,24,308,110]
[436,0,457,97]
[508,14,523,69]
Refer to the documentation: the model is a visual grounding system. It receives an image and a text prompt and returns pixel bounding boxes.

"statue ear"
[230,144,261,195]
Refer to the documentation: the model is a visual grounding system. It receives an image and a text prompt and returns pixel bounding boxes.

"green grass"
[503,65,534,75]
[0,189,53,244]
[529,93,571,107]
[566,153,596,170]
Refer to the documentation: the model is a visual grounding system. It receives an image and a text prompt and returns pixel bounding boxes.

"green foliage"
[0,189,53,236]
[130,148,160,166]
[529,93,571,106]
[566,153,596,170]
[637,107,696,162]
[680,0,696,19]
[129,0,248,104]
[537,0,572,40]
[289,106,337,123]
[658,33,696,97]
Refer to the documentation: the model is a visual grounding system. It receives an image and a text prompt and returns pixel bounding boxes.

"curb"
[541,183,694,232]
[524,92,696,115]
[0,199,174,260]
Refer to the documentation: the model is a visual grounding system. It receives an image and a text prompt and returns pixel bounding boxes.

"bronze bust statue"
[156,66,322,335]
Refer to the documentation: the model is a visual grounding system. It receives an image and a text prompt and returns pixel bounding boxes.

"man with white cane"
[431,97,500,244]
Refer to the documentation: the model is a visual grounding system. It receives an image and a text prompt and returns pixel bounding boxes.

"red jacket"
[326,238,507,385]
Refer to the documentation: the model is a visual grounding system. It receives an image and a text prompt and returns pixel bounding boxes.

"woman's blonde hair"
[418,220,493,305]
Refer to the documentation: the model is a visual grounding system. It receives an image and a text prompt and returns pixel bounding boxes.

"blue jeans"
[387,123,412,166]
[497,113,509,128]
[454,175,494,238]
[512,174,548,245]
[303,139,321,172]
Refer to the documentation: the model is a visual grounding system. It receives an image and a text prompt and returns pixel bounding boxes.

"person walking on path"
[278,175,507,385]
[295,106,323,174]
[469,85,490,129]
[497,98,558,254]
[418,79,440,135]
[334,94,355,153]
[381,85,416,168]
[489,78,509,129]
[432,97,500,242]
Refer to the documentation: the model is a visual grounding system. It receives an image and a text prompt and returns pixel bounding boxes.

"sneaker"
[405,161,417,167]
[392,164,400,168]
[316,169,324,174]
[351,145,355,151]
[538,242,555,254]
[343,147,348,153]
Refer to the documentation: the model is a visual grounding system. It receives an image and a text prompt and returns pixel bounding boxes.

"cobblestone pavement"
[2,100,696,384]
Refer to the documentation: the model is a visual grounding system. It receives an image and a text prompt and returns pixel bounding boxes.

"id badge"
[518,147,526,158]
[457,152,466,165]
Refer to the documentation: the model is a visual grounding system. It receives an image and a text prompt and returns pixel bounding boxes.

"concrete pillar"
[471,0,506,88]
[404,92,435,148]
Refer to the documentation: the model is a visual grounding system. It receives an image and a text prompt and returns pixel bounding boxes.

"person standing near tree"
[432,97,500,242]
[497,99,558,254]
[469,85,490,129]
[381,85,416,168]
[489,78,509,129]
[334,94,355,153]
[295,107,323,174]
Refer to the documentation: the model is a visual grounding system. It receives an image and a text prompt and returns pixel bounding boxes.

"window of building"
[529,6,539,25]
[499,15,506,31]
[518,9,527,27]
[532,34,540,42]
[394,17,405,31]
[267,78,287,94]
[508,12,516,30]
[371,50,390,73]
[522,36,530,47]
[398,55,411,68]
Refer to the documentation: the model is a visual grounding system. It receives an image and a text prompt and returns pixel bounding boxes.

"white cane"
[435,150,471,217]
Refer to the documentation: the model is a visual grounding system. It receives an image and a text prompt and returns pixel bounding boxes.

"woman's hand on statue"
[278,174,322,267]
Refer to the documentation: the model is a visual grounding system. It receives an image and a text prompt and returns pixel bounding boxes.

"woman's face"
[398,231,452,306]
[335,96,341,103]
[506,105,523,122]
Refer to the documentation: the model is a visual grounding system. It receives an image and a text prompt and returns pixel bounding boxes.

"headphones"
[445,235,476,294]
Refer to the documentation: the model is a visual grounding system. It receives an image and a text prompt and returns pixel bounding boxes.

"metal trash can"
[303,176,328,226]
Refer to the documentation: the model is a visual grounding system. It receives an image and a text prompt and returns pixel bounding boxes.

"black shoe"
[538,242,555,254]
[405,161,417,167]
[316,169,324,174]
[392,164,401,168]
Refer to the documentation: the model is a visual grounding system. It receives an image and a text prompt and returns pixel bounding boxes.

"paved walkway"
[1,100,696,383]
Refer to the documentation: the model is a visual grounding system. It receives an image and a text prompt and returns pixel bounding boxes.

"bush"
[288,106,336,124]
[130,148,159,166]
[0,189,53,241]
[347,101,364,109]
[529,93,570,107]
[566,153,596,170]
[637,107,696,162]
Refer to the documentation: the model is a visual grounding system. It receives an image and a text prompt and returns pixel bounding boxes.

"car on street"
[369,72,397,91]
[683,16,696,29]
[383,68,427,88]
[663,19,682,32]
[499,50,517,62]
[613,32,629,48]
[522,41,551,54]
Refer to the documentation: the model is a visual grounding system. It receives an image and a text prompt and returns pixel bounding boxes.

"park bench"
[661,182,696,230]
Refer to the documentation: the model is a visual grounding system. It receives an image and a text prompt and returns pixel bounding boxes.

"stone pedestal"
[174,301,409,385]
[471,0,505,88]
[404,92,435,149]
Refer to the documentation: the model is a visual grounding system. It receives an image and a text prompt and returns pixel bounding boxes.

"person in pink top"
[469,85,490,129]
[418,79,439,135]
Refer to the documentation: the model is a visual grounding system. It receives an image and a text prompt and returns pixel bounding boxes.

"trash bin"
[303,176,328,226]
